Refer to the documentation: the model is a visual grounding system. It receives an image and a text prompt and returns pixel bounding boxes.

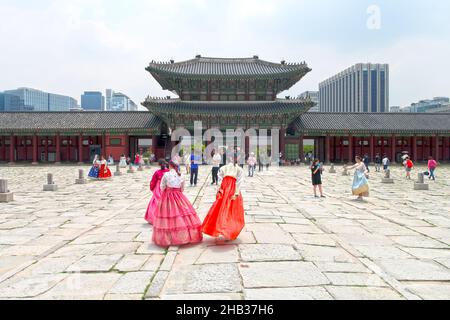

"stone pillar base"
[43,185,58,192]
[75,179,87,185]
[7,162,15,166]
[0,192,14,203]
[77,162,84,165]
[32,162,39,166]
[55,162,62,166]
[414,183,429,191]
[381,178,394,184]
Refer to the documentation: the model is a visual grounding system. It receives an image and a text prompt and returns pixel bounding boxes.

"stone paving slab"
[0,165,449,300]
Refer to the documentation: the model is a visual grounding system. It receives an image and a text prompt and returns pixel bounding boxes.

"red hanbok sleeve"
[150,171,160,192]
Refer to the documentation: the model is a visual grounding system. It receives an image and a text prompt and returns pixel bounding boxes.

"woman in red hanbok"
[152,161,203,247]
[98,156,112,179]
[145,160,169,225]
[202,155,245,241]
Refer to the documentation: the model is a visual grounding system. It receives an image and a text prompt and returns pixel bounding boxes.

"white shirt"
[161,170,185,192]
[382,158,389,165]
[212,154,222,168]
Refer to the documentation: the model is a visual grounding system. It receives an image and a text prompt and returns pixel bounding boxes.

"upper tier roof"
[146,55,311,79]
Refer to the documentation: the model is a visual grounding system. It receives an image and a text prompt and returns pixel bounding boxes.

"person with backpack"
[403,156,414,180]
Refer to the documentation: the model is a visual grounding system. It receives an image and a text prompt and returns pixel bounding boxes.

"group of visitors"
[145,155,245,247]
[88,155,112,180]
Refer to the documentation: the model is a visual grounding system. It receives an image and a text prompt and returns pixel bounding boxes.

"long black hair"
[169,160,181,176]
[158,159,168,170]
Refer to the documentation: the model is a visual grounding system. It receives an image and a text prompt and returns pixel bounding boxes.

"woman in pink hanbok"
[145,160,169,225]
[152,160,203,247]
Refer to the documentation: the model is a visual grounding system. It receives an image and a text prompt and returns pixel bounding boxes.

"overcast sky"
[1,0,449,108]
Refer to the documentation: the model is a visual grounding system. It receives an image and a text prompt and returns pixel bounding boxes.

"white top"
[183,154,191,165]
[219,164,244,196]
[382,158,389,165]
[161,170,185,192]
[212,154,222,168]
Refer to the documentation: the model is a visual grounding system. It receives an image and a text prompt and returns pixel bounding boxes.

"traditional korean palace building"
[1,56,449,164]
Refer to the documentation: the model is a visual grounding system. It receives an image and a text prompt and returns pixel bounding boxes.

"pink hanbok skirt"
[145,185,163,225]
[152,188,203,247]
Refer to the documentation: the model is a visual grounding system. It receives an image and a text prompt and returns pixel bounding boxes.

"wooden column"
[370,135,375,162]
[32,135,38,165]
[381,136,385,157]
[55,134,61,164]
[66,137,71,162]
[339,137,344,163]
[299,135,304,163]
[1,136,4,161]
[435,135,440,161]
[152,135,158,155]
[78,134,84,164]
[325,135,331,164]
[348,135,353,163]
[44,136,49,162]
[412,136,417,162]
[391,135,396,163]
[8,134,15,164]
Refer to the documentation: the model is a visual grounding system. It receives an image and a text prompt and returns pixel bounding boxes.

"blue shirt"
[191,154,201,170]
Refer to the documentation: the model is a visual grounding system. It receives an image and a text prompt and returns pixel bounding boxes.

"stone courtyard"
[0,164,449,300]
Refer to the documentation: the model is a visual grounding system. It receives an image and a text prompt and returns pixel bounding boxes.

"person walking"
[211,149,222,185]
[375,153,381,172]
[190,150,201,187]
[428,156,438,181]
[247,152,257,177]
[345,156,370,201]
[202,154,245,241]
[152,161,203,247]
[183,151,191,175]
[403,156,414,180]
[311,159,325,198]
[382,154,390,173]
[363,154,370,173]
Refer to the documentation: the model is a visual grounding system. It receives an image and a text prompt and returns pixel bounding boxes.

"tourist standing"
[88,155,100,179]
[145,160,169,225]
[247,152,257,177]
[119,154,127,168]
[108,154,115,166]
[190,151,201,187]
[382,154,390,172]
[152,161,203,247]
[211,150,222,185]
[98,156,112,180]
[428,156,438,181]
[202,155,245,241]
[311,159,325,198]
[375,153,381,172]
[363,154,370,173]
[403,156,414,180]
[134,153,140,166]
[345,156,370,201]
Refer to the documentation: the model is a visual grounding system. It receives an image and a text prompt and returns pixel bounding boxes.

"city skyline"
[0,0,449,107]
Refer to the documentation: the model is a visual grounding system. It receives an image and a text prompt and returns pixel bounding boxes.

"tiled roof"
[147,56,311,78]
[0,112,162,133]
[143,99,314,115]
[294,113,450,134]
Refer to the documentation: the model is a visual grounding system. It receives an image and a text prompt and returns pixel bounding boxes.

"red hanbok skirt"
[98,164,112,179]
[202,176,245,241]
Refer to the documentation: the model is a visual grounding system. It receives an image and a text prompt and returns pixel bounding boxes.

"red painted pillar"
[9,134,15,164]
[339,137,343,162]
[55,134,61,164]
[446,137,450,161]
[102,134,108,158]
[435,135,440,161]
[412,136,417,162]
[32,135,38,165]
[66,137,71,162]
[348,135,353,163]
[370,135,375,162]
[391,135,396,163]
[299,135,304,163]
[44,136,48,162]
[325,135,331,164]
[78,134,84,164]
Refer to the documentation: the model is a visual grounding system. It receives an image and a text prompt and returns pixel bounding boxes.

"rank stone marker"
[43,173,58,192]
[128,164,136,174]
[76,169,87,185]
[114,165,123,177]
[382,169,394,184]
[0,179,13,203]
[414,172,429,190]
[329,164,336,174]
[342,167,349,176]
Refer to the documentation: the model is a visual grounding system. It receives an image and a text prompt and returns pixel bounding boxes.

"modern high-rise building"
[111,92,138,111]
[299,91,319,112]
[319,63,389,113]
[105,89,113,111]
[81,91,105,111]
[3,88,77,112]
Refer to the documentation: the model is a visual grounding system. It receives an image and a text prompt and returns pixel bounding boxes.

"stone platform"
[0,164,449,300]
